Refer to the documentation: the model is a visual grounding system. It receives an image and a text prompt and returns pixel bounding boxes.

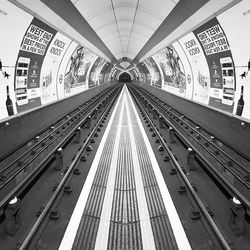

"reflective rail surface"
[59,85,191,250]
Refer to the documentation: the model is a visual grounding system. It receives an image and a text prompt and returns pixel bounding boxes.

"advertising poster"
[146,57,162,88]
[88,57,105,88]
[64,46,95,96]
[0,0,32,120]
[103,63,113,83]
[139,62,151,84]
[193,17,235,112]
[172,41,193,99]
[137,64,146,82]
[179,33,210,105]
[133,67,141,82]
[97,60,108,85]
[15,17,56,112]
[153,45,186,97]
[107,67,115,82]
[217,0,250,119]
[131,68,139,81]
[88,57,101,88]
[99,61,111,85]
[56,41,77,99]
[40,33,71,105]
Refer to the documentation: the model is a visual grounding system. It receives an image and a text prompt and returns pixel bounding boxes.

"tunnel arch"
[118,72,132,82]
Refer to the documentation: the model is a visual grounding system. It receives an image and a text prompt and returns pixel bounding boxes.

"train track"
[13,84,122,249]
[1,83,249,249]
[127,84,250,249]
[0,84,121,215]
[128,84,250,209]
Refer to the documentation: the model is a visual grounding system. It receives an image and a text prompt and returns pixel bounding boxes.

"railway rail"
[128,84,250,210]
[0,83,249,250]
[127,83,250,249]
[17,84,122,249]
[0,84,121,227]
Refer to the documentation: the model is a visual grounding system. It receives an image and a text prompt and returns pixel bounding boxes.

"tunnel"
[0,0,250,249]
[118,72,132,82]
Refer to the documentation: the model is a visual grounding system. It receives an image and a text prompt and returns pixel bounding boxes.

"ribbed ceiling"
[71,0,179,60]
[12,0,238,64]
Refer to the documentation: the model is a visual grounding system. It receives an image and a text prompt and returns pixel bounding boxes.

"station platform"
[59,85,191,250]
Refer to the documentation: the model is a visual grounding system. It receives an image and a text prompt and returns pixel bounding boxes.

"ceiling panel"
[71,0,179,60]
[14,0,237,65]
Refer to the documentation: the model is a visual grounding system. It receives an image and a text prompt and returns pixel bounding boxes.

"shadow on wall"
[119,72,131,82]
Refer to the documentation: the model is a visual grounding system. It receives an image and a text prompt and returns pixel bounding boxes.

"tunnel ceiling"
[70,0,179,61]
[12,0,239,63]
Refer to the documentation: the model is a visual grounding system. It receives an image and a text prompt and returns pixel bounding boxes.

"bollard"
[187,148,195,170]
[159,116,164,129]
[148,104,152,113]
[98,103,103,113]
[169,127,175,143]
[102,99,106,108]
[86,116,91,129]
[153,109,157,119]
[5,197,21,236]
[210,136,215,143]
[55,148,63,171]
[93,108,98,119]
[229,197,245,235]
[75,127,81,143]
[34,136,40,143]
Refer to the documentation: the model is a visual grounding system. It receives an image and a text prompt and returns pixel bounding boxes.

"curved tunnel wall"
[0,0,112,121]
[139,0,250,121]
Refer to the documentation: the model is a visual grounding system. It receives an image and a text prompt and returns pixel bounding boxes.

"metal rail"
[128,86,232,250]
[0,85,121,211]
[19,85,122,249]
[129,85,250,209]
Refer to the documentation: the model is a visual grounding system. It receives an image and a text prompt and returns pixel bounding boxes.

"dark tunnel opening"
[119,72,132,82]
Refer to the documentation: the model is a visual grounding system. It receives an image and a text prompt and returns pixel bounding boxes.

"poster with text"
[15,17,56,112]
[107,67,116,82]
[88,57,101,88]
[99,61,110,85]
[0,0,32,120]
[103,63,113,83]
[97,60,107,85]
[139,62,151,84]
[172,41,193,99]
[88,57,105,88]
[133,67,141,81]
[179,33,210,105]
[193,17,235,113]
[40,33,71,105]
[137,64,146,82]
[64,46,95,96]
[56,41,77,99]
[146,57,162,88]
[218,0,250,119]
[154,45,187,97]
